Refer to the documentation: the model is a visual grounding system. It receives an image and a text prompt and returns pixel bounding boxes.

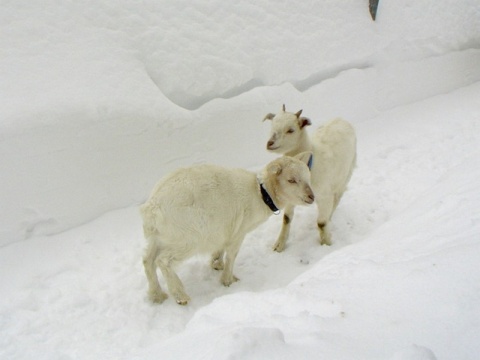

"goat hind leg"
[143,242,168,303]
[157,255,190,305]
[316,195,334,246]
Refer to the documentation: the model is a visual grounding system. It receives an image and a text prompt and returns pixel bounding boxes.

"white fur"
[263,105,356,251]
[141,153,314,305]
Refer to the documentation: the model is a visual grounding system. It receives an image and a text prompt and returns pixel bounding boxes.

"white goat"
[141,153,314,305]
[263,105,356,251]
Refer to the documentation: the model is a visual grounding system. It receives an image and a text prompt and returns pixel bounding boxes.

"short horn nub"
[282,104,286,112]
[295,109,303,118]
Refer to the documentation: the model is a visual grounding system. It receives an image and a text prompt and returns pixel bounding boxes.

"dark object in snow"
[369,0,379,21]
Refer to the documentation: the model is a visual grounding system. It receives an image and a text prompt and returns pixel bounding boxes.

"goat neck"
[285,130,312,157]
[256,174,285,211]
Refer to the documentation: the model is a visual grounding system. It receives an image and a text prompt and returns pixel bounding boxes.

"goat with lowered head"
[141,153,314,305]
[263,105,356,251]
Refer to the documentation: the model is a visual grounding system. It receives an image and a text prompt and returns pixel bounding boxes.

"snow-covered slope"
[148,83,480,360]
[1,81,479,360]
[1,1,480,359]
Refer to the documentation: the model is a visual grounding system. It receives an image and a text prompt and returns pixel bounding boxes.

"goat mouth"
[304,197,315,204]
[267,145,280,151]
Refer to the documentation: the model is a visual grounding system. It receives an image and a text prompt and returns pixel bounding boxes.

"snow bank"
[1,0,480,245]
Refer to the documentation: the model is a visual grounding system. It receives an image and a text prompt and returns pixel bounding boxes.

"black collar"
[260,184,279,213]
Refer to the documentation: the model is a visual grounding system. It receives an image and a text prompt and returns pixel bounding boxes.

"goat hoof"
[174,294,190,306]
[149,291,168,304]
[273,242,285,253]
[222,275,239,287]
[320,238,332,246]
[176,299,189,306]
[211,259,224,271]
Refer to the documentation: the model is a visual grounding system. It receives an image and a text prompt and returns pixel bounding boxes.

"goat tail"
[140,202,162,239]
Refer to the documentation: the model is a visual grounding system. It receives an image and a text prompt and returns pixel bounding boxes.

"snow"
[1,1,480,359]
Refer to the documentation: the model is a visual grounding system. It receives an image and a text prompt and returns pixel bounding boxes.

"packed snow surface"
[1,1,480,359]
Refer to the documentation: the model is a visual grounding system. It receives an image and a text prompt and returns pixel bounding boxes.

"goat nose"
[305,188,315,203]
[267,140,275,148]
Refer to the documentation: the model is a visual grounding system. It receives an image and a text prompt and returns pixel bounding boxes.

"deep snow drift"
[1,1,480,359]
[1,0,480,245]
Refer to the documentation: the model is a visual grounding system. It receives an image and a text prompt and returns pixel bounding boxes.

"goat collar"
[260,183,280,214]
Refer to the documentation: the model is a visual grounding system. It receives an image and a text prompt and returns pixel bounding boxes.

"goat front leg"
[273,206,295,252]
[221,239,242,287]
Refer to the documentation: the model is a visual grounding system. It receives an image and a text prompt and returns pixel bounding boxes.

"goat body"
[141,153,314,304]
[264,105,356,251]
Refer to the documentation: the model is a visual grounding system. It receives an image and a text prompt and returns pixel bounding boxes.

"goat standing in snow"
[141,153,314,305]
[263,105,356,251]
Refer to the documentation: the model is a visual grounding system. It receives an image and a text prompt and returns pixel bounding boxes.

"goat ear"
[299,116,311,128]
[295,109,303,118]
[263,113,275,121]
[294,151,313,166]
[268,162,283,176]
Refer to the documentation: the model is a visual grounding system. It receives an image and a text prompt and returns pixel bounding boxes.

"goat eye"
[288,179,297,184]
[286,129,295,134]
